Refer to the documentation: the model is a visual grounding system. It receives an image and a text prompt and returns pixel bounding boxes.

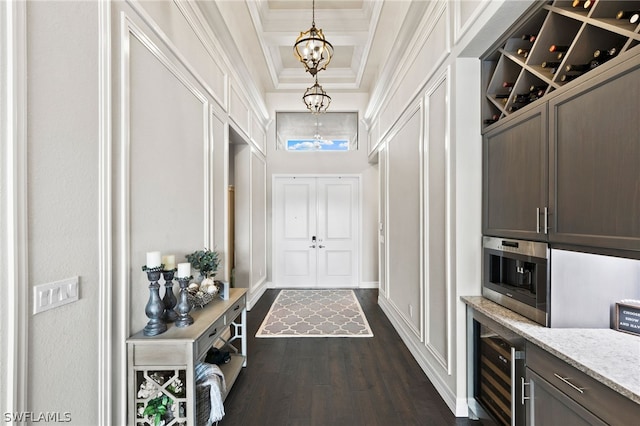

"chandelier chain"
[312,0,315,26]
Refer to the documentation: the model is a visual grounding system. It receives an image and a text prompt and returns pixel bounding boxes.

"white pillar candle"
[162,255,176,271]
[146,251,162,268]
[177,262,191,278]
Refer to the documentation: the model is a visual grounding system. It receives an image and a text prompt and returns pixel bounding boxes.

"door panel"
[274,178,317,287]
[317,178,358,287]
[274,176,359,288]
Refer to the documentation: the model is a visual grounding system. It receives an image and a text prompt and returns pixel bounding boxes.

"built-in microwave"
[482,236,549,326]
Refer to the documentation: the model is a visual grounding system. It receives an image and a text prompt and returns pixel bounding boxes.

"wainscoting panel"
[386,102,423,338]
[424,70,451,373]
[229,82,250,136]
[250,149,267,290]
[121,14,210,334]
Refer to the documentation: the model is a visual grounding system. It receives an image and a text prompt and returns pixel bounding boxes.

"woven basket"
[187,292,215,309]
[195,383,211,426]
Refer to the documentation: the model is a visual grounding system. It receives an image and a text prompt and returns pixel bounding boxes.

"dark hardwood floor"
[219,289,482,426]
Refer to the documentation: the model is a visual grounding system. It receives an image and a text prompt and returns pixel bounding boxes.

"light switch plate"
[33,276,79,314]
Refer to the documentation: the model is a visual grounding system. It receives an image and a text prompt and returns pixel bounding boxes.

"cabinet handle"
[234,305,240,311]
[536,207,541,233]
[553,373,584,394]
[208,328,217,337]
[544,207,549,234]
[319,245,325,248]
[521,376,530,404]
[309,244,316,248]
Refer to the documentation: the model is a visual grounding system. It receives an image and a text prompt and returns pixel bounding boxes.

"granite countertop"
[461,296,640,404]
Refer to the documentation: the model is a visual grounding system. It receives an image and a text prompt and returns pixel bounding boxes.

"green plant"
[142,395,173,426]
[186,248,220,278]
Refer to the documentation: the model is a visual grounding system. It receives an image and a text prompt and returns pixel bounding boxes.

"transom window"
[276,112,358,152]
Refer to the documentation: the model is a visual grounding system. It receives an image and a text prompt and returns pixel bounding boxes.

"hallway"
[219,290,481,426]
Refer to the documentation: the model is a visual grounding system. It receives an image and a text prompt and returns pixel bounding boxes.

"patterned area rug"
[255,289,373,338]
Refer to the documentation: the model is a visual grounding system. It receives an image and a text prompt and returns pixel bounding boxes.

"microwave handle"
[536,208,540,233]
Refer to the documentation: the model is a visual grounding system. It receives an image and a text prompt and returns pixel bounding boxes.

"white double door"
[274,176,359,288]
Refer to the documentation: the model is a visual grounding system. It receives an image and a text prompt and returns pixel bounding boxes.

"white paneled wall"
[371,0,534,417]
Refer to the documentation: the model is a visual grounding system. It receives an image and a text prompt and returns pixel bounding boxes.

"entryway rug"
[255,289,373,338]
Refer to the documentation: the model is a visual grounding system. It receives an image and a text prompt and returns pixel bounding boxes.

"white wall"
[24,2,100,423]
[265,92,379,288]
[2,1,269,423]
[368,0,535,417]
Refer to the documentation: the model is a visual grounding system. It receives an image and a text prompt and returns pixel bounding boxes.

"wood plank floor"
[219,289,481,426]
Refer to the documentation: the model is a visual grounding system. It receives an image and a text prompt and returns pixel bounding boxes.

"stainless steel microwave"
[482,236,549,326]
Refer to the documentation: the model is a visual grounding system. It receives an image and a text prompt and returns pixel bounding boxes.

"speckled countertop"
[461,296,640,405]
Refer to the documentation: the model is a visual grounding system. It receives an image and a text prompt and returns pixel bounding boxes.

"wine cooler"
[468,312,525,426]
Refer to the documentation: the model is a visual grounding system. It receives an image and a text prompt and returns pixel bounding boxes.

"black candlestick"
[162,270,178,322]
[175,277,194,328]
[142,267,167,336]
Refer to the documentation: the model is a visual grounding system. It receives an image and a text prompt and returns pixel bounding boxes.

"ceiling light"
[303,76,331,114]
[293,0,334,76]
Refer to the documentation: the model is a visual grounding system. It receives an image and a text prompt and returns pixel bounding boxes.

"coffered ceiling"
[197,0,421,95]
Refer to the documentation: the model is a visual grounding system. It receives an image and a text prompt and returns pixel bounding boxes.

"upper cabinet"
[482,0,640,130]
[483,104,548,241]
[482,0,640,255]
[548,55,640,252]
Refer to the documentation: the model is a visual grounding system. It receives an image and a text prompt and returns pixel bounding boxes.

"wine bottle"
[593,47,617,60]
[529,85,546,93]
[615,10,640,20]
[517,48,529,56]
[583,0,595,9]
[560,73,580,82]
[502,81,515,88]
[565,63,591,72]
[508,105,521,113]
[541,61,560,68]
[631,13,640,24]
[484,114,500,124]
[556,52,565,60]
[521,34,536,42]
[494,94,509,99]
[549,44,569,53]
[572,0,582,7]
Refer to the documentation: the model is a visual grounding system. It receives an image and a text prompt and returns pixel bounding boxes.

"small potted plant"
[185,248,221,307]
[142,395,173,426]
[186,248,220,279]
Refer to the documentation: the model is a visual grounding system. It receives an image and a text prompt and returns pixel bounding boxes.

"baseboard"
[359,281,379,289]
[378,295,468,417]
[246,279,269,310]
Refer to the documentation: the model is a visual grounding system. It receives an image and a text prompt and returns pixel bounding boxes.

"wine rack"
[482,0,640,130]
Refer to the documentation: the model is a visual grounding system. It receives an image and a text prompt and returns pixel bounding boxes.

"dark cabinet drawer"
[526,343,640,425]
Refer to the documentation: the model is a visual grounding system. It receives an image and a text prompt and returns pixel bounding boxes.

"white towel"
[195,362,226,425]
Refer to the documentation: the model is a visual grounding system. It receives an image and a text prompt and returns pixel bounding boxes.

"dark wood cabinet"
[525,343,640,426]
[483,104,548,241]
[482,0,640,254]
[548,55,640,251]
[525,368,607,426]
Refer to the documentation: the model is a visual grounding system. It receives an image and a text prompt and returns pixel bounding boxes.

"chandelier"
[293,0,334,76]
[303,76,331,114]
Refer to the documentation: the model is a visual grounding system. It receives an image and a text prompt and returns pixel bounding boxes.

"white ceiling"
[197,0,420,95]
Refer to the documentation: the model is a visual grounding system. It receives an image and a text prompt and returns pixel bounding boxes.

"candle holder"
[142,265,167,336]
[175,276,194,328]
[161,269,178,322]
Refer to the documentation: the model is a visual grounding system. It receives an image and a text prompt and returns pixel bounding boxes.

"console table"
[127,288,247,426]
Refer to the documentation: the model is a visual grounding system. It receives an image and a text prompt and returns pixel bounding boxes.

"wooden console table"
[127,288,247,425]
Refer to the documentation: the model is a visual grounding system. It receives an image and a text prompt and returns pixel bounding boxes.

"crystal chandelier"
[293,0,334,76]
[302,76,331,114]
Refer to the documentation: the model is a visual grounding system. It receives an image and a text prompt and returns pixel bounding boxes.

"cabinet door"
[483,104,548,240]
[549,55,640,252]
[525,368,606,426]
